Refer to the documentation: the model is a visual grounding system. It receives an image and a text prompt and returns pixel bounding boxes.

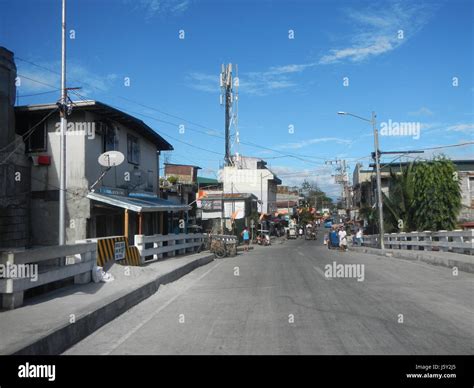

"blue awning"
[87,192,190,213]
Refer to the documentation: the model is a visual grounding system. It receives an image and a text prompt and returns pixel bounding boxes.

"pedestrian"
[338,227,347,251]
[241,227,250,252]
[355,228,363,246]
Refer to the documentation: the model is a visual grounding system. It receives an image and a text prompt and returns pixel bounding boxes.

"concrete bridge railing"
[362,230,474,255]
[0,242,97,309]
[134,233,204,264]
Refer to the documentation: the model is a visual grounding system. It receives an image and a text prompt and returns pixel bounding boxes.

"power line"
[14,62,340,164]
[0,108,58,164]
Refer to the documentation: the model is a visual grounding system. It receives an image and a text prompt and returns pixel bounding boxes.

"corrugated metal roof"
[88,191,190,212]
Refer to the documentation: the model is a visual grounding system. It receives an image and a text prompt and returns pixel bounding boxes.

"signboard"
[201,199,222,211]
[114,241,126,261]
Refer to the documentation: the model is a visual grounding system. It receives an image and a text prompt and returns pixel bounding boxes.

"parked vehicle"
[257,230,271,246]
[305,227,317,240]
[287,226,297,239]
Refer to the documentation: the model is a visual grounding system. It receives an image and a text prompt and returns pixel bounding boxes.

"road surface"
[65,233,474,355]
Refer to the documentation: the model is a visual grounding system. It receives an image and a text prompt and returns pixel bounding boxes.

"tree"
[382,162,416,233]
[298,208,313,224]
[299,180,332,209]
[359,205,377,234]
[411,156,461,231]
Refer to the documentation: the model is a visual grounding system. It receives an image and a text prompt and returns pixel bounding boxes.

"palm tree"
[382,162,416,233]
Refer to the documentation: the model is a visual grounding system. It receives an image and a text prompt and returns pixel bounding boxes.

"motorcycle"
[257,231,271,246]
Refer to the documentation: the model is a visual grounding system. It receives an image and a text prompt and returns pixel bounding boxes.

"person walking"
[355,228,363,246]
[241,227,250,252]
[338,227,348,251]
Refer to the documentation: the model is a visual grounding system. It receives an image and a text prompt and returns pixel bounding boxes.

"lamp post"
[338,111,385,250]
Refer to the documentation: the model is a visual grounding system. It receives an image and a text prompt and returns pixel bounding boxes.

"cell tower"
[220,64,239,166]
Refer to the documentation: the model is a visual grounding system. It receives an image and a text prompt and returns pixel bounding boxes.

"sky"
[1,0,473,199]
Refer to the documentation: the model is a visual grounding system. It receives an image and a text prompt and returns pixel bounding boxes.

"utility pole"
[58,0,67,245]
[372,111,385,250]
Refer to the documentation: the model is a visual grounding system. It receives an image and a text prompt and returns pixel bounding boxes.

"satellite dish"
[98,151,124,168]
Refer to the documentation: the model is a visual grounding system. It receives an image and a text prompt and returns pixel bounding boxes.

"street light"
[338,111,385,250]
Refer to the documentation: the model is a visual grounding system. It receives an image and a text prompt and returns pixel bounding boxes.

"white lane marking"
[313,265,331,280]
[103,260,223,355]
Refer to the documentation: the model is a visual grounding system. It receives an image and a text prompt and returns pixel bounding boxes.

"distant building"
[164,163,200,184]
[197,191,258,232]
[222,155,281,214]
[161,163,202,227]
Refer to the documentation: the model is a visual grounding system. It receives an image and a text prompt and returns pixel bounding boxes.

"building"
[0,47,31,249]
[161,163,201,227]
[164,163,201,184]
[222,155,281,214]
[198,190,258,232]
[14,99,189,246]
[351,160,474,225]
[276,186,300,216]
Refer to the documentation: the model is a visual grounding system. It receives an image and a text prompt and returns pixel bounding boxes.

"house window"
[127,134,140,164]
[102,124,118,153]
[27,121,47,152]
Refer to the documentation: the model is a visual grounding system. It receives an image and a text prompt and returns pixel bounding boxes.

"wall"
[223,166,276,213]
[0,47,31,249]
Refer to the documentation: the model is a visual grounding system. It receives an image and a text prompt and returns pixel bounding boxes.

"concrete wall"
[0,47,31,250]
[223,166,277,213]
[459,172,474,222]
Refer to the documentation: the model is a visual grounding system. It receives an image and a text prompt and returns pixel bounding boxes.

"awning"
[87,192,191,213]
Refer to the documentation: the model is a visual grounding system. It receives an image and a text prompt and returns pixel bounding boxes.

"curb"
[12,254,214,355]
[349,246,474,274]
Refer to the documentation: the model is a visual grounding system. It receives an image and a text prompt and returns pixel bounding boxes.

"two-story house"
[15,100,189,246]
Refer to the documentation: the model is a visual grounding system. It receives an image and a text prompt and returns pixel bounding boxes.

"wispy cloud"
[17,61,117,99]
[319,1,437,64]
[408,107,434,116]
[136,0,191,19]
[446,123,474,134]
[187,62,317,96]
[270,165,340,196]
[277,137,353,150]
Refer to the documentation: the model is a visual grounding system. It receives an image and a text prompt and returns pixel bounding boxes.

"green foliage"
[299,208,314,224]
[167,175,179,185]
[299,179,332,208]
[411,156,461,231]
[383,162,416,233]
[359,205,377,234]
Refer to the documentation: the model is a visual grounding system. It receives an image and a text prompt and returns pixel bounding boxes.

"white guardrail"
[0,242,97,309]
[362,230,474,255]
[134,233,204,263]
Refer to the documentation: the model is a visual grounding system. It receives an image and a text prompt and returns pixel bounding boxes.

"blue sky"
[1,0,473,198]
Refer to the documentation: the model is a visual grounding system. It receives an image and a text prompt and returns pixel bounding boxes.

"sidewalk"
[349,245,474,273]
[0,251,214,355]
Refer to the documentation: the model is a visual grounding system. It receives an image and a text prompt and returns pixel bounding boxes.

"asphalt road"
[65,232,474,355]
